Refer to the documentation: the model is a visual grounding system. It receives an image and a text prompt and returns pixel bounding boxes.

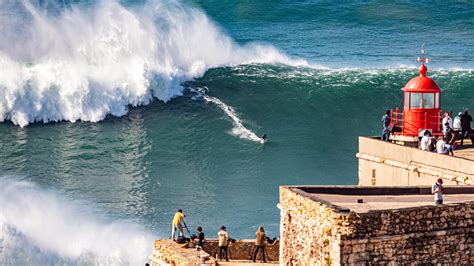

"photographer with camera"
[171,209,186,241]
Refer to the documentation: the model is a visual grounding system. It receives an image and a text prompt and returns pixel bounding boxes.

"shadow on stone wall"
[202,239,279,261]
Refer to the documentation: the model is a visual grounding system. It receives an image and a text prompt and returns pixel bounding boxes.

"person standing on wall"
[460,109,473,145]
[195,226,205,248]
[453,112,462,132]
[171,209,185,241]
[253,226,267,263]
[444,123,456,156]
[217,226,229,262]
[442,112,453,133]
[381,110,391,141]
[432,178,444,205]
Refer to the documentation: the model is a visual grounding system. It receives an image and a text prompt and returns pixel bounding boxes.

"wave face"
[0,177,154,265]
[0,0,307,127]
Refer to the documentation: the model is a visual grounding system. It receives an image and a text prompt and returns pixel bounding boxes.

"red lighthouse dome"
[402,64,441,93]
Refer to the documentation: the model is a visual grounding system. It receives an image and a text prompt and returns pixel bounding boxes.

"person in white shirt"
[453,112,462,131]
[442,112,453,133]
[420,130,431,151]
[431,178,444,205]
[436,137,446,154]
[217,226,229,261]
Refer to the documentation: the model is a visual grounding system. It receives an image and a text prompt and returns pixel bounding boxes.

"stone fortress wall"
[357,137,474,187]
[279,187,348,265]
[151,239,279,265]
[279,186,474,265]
[202,239,279,262]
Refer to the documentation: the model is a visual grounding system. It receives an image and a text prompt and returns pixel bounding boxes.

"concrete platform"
[358,136,474,187]
[294,186,474,214]
[454,139,474,160]
[310,193,474,213]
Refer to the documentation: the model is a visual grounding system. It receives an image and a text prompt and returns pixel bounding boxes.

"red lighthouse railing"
[390,108,402,127]
[390,108,444,136]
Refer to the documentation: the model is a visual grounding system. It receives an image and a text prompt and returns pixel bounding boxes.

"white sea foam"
[0,0,308,127]
[0,178,155,265]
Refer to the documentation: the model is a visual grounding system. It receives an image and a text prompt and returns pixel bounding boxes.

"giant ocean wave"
[0,0,308,127]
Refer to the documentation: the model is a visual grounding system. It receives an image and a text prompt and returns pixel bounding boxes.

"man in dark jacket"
[381,110,391,141]
[460,110,473,145]
[196,226,205,247]
[444,124,456,156]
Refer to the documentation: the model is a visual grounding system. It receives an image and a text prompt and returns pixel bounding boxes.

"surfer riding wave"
[190,87,266,144]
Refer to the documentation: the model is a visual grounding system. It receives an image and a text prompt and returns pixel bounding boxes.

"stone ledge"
[151,240,216,266]
[357,152,474,184]
[151,239,279,266]
[341,226,474,244]
[202,239,279,262]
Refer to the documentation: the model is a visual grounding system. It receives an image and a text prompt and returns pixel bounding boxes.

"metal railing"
[390,108,444,135]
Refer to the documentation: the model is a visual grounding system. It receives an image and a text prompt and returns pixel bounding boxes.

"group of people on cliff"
[381,109,473,154]
[418,110,473,155]
[170,209,274,263]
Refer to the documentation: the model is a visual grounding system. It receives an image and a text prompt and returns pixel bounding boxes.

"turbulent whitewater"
[0,178,154,265]
[0,0,307,127]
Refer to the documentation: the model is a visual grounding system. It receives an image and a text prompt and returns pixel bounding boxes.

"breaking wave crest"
[0,178,155,265]
[0,0,308,127]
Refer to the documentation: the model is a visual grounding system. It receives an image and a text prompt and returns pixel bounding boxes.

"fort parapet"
[357,136,474,186]
[150,239,279,265]
[279,186,474,264]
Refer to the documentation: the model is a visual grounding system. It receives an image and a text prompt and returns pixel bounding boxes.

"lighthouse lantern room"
[390,49,444,141]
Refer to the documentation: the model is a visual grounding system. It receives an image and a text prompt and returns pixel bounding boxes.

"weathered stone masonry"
[279,187,351,265]
[279,186,474,265]
[151,239,279,265]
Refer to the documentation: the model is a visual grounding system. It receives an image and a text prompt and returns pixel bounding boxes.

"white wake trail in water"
[0,178,155,265]
[202,94,264,143]
[0,0,308,127]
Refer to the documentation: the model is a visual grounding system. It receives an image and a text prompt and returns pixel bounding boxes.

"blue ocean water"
[0,0,473,264]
